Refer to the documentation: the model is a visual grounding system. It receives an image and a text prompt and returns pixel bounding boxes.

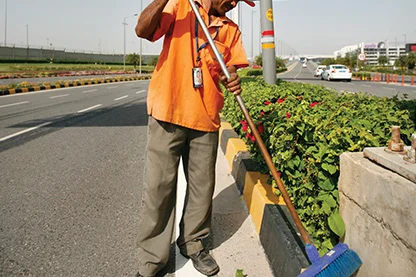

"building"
[334,42,407,66]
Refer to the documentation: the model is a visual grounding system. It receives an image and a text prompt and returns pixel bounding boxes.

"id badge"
[192,67,203,88]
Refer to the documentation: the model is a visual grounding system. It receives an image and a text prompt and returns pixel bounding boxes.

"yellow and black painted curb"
[0,75,150,96]
[219,121,310,277]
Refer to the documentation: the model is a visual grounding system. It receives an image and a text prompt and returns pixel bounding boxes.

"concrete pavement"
[173,148,275,277]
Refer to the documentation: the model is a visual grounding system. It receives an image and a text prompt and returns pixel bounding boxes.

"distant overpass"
[281,54,335,62]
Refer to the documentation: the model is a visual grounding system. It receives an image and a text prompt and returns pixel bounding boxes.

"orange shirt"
[146,0,249,132]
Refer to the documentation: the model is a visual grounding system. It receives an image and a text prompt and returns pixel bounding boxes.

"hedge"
[221,77,415,255]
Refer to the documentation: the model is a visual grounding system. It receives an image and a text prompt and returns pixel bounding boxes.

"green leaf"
[328,211,346,237]
[322,163,337,175]
[236,269,244,277]
[317,178,335,191]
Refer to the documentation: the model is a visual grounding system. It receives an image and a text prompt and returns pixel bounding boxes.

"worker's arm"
[135,0,171,40]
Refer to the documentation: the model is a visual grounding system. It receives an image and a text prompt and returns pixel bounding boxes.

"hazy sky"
[1,0,415,57]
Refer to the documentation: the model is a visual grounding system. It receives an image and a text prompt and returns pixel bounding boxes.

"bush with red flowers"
[222,77,415,255]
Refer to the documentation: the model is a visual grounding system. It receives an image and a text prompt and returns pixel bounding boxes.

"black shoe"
[183,250,220,276]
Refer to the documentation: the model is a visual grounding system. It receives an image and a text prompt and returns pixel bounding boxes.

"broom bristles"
[298,243,362,277]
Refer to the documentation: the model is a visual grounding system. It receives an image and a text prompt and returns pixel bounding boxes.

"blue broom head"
[298,243,362,277]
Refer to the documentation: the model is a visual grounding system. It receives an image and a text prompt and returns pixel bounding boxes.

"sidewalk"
[174,148,274,277]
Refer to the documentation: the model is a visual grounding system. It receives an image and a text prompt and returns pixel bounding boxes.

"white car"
[302,63,307,68]
[314,65,326,77]
[321,64,352,81]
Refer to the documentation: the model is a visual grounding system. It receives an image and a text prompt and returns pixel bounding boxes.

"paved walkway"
[173,149,274,277]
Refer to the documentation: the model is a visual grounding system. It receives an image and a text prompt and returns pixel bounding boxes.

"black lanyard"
[195,18,219,64]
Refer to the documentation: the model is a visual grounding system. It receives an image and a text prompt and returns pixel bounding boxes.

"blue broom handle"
[188,0,312,245]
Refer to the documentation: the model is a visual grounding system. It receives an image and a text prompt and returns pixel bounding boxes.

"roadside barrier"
[402,75,405,86]
[412,76,415,86]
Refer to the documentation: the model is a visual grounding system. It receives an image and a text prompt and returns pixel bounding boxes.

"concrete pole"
[26,24,29,47]
[139,0,143,74]
[260,0,276,84]
[4,0,7,45]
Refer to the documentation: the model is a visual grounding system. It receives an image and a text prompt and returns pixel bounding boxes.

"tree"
[395,55,407,69]
[405,52,416,70]
[126,53,141,69]
[378,55,388,66]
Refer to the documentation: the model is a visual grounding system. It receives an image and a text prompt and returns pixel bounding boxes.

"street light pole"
[26,24,29,47]
[139,0,143,74]
[4,0,7,46]
[123,13,138,72]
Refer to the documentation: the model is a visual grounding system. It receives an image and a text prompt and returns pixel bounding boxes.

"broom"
[188,0,362,276]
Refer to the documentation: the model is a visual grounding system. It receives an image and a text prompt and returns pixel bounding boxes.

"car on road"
[321,64,352,81]
[302,63,307,68]
[314,65,326,77]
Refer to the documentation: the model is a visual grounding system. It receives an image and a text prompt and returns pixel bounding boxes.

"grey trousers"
[137,116,219,276]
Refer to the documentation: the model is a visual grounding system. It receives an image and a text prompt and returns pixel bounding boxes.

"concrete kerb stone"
[0,75,150,96]
[219,120,310,277]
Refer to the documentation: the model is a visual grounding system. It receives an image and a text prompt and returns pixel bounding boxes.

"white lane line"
[382,87,395,90]
[362,84,371,87]
[115,95,128,101]
[77,104,102,113]
[50,94,69,99]
[136,90,146,94]
[0,101,29,108]
[83,89,97,93]
[125,83,135,87]
[107,86,119,89]
[0,122,52,142]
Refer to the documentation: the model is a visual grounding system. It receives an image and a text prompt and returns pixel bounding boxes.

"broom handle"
[189,0,312,245]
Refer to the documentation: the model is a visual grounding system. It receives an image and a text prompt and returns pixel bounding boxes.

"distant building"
[334,42,407,66]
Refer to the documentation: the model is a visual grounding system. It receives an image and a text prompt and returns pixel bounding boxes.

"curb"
[0,75,150,96]
[219,121,310,277]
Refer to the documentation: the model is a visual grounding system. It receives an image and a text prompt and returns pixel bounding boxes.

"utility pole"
[123,13,138,72]
[26,24,29,47]
[139,0,143,74]
[4,0,7,46]
[260,0,276,84]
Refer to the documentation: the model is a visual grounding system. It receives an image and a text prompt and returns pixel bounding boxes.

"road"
[278,62,416,100]
[0,81,152,276]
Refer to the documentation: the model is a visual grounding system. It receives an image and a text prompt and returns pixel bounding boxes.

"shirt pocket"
[201,41,231,78]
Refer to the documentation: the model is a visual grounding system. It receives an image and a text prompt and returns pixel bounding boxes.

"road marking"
[50,94,69,99]
[125,83,135,87]
[83,89,97,93]
[115,95,128,101]
[136,90,146,94]
[362,84,371,87]
[107,86,118,89]
[382,87,395,90]
[0,122,52,142]
[0,101,29,108]
[77,104,102,113]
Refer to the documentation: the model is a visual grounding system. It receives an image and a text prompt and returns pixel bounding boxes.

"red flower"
[242,124,248,132]
[246,132,256,142]
[260,110,265,117]
[277,98,285,104]
[264,101,271,105]
[258,123,264,133]
[286,112,291,118]
[309,102,319,108]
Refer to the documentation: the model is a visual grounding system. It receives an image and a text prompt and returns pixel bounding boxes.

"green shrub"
[222,78,415,255]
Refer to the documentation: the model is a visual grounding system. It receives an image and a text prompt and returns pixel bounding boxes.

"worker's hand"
[219,66,242,95]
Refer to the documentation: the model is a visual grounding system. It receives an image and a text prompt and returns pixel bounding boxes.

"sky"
[1,0,416,58]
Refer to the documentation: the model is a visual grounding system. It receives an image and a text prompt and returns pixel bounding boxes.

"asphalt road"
[0,81,151,276]
[278,62,416,100]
